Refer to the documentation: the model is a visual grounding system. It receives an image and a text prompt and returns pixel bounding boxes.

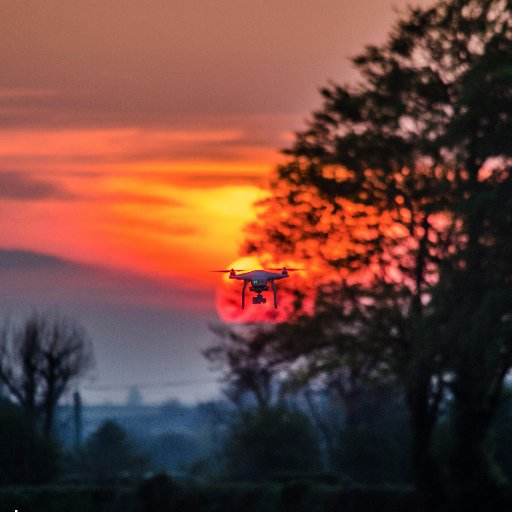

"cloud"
[94,191,185,207]
[0,248,213,311]
[0,87,58,100]
[0,171,73,200]
[0,126,280,176]
[0,248,71,269]
[168,172,265,189]
[114,169,267,190]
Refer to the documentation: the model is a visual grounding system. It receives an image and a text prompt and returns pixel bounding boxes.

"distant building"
[126,386,143,407]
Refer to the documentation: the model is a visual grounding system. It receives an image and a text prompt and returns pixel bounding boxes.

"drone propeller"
[267,267,304,271]
[210,269,246,273]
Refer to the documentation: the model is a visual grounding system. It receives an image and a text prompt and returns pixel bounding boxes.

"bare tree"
[0,312,95,438]
[205,323,287,410]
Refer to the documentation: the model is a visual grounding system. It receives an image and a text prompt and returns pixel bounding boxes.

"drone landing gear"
[242,280,247,309]
[270,279,278,309]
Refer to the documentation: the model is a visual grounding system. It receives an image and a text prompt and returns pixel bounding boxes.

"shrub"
[223,405,321,481]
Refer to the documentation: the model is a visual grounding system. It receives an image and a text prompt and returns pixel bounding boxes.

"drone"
[212,267,301,309]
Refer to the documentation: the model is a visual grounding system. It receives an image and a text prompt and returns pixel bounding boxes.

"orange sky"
[0,0,432,303]
[0,126,272,284]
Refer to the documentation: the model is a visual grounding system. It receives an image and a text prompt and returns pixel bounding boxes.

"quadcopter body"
[214,267,299,309]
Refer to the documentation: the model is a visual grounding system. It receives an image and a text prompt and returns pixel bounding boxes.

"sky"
[0,0,432,404]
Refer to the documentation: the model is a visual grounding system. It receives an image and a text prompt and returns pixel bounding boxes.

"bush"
[223,406,322,481]
[269,470,351,486]
[0,486,128,512]
[83,420,147,482]
[137,473,181,512]
[0,401,59,484]
[134,475,418,512]
[0,480,424,512]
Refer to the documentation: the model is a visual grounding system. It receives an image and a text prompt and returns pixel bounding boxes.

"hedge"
[0,486,131,512]
[0,478,418,512]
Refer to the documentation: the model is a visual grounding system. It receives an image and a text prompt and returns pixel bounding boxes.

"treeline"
[58,383,512,488]
[0,478,419,512]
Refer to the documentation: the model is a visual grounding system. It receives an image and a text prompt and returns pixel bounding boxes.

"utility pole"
[73,390,83,452]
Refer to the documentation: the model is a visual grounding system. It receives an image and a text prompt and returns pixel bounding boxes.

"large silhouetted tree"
[0,312,95,438]
[243,0,512,508]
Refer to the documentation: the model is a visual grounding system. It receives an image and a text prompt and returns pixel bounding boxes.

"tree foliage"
[205,324,289,408]
[223,405,321,481]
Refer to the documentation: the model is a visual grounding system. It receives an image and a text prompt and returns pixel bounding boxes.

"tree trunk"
[408,390,445,511]
[448,403,507,511]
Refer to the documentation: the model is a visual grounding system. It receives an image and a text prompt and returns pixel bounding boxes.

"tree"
[243,0,512,507]
[0,399,59,484]
[205,323,289,409]
[333,388,411,485]
[0,312,95,438]
[84,420,147,481]
[223,405,321,481]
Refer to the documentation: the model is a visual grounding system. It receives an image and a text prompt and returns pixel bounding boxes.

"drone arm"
[242,280,248,309]
[270,279,278,308]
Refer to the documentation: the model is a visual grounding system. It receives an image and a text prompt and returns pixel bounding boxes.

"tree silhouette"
[223,405,321,481]
[0,312,95,438]
[0,399,59,484]
[243,0,512,507]
[205,323,288,409]
[84,420,147,481]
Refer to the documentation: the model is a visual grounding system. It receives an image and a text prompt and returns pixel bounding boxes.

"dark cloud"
[0,171,73,200]
[0,248,212,309]
[0,248,71,269]
[108,142,276,165]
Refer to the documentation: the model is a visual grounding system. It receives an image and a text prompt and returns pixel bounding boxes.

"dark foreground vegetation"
[4,388,512,511]
[0,477,420,512]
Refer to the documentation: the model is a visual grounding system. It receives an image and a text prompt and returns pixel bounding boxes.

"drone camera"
[252,295,266,305]
[250,285,269,293]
